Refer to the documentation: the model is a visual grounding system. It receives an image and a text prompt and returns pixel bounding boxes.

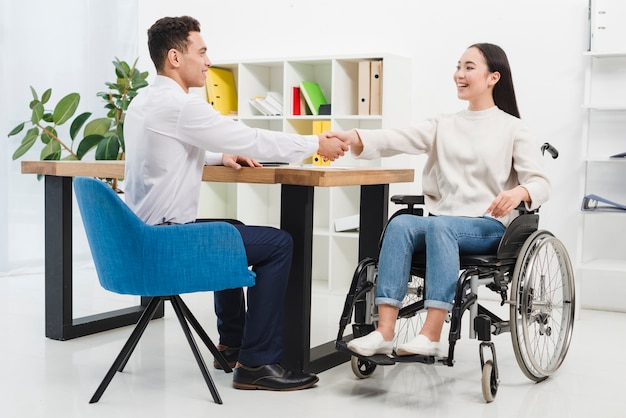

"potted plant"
[7,57,148,187]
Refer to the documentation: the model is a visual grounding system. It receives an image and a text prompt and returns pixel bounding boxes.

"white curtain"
[0,0,139,273]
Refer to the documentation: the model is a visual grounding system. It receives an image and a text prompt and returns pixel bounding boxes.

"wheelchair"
[335,143,575,402]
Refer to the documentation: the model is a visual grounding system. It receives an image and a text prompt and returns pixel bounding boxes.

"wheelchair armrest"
[391,195,425,215]
[391,195,425,206]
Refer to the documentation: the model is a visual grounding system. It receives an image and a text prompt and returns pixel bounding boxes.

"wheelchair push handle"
[541,142,558,159]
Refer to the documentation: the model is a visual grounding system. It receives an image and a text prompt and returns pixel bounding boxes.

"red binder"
[292,86,301,116]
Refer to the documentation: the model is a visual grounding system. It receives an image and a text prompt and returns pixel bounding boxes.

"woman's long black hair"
[470,43,521,118]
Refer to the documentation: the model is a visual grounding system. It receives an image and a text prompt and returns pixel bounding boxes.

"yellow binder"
[205,67,238,115]
[312,120,331,166]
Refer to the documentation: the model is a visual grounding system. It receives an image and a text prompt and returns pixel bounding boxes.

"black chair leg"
[89,297,162,404]
[170,296,223,405]
[118,298,164,373]
[175,295,233,372]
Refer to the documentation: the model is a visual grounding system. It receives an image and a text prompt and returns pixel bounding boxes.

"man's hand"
[222,154,262,170]
[487,186,530,218]
[317,134,348,161]
[325,130,363,155]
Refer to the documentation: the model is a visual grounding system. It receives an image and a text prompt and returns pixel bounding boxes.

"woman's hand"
[487,186,530,218]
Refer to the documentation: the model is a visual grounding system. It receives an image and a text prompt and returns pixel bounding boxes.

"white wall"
[2,1,589,281]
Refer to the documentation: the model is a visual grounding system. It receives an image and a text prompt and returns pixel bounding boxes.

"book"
[370,60,383,115]
[292,86,301,115]
[205,67,238,115]
[299,81,328,116]
[357,61,370,115]
[581,193,626,211]
[248,93,282,116]
[264,91,283,115]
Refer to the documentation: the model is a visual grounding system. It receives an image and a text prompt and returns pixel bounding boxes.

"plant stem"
[37,123,79,159]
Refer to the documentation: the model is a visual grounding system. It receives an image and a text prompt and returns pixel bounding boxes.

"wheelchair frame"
[335,194,576,402]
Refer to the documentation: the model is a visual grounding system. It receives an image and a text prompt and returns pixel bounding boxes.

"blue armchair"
[73,176,255,404]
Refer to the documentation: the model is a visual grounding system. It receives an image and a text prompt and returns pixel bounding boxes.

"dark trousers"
[211,223,293,367]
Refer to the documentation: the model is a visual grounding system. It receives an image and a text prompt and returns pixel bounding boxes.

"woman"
[330,43,550,357]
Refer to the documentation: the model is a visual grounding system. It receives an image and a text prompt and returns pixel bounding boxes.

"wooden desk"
[22,161,414,373]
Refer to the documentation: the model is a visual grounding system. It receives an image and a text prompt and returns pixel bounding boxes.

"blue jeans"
[375,214,506,312]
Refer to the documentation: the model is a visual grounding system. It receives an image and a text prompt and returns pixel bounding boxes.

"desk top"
[21,160,414,187]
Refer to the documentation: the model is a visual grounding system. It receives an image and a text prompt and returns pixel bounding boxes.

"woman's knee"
[385,214,420,238]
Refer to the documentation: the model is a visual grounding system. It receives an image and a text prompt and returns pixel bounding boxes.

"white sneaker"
[396,334,445,357]
[347,331,393,356]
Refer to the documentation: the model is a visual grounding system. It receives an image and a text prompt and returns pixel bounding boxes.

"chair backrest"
[74,177,255,296]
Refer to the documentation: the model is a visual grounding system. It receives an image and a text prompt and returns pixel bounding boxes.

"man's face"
[178,31,212,90]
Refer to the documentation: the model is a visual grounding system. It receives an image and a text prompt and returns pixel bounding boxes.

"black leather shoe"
[213,345,240,370]
[233,363,319,391]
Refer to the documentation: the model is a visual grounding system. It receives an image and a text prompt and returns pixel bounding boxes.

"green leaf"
[84,117,111,137]
[40,126,57,144]
[132,79,149,90]
[113,60,130,78]
[40,140,61,160]
[42,112,54,123]
[31,102,44,124]
[76,134,104,159]
[41,88,52,104]
[8,122,25,137]
[12,127,39,160]
[29,86,38,101]
[70,111,92,140]
[52,93,80,125]
[95,135,120,160]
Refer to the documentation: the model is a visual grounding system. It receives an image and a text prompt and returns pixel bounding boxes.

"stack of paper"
[249,91,283,116]
[334,214,360,232]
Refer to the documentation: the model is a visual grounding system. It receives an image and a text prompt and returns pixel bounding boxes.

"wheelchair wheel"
[481,360,497,403]
[351,356,377,379]
[510,230,575,381]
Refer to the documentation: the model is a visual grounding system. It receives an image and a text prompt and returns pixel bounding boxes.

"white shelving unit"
[196,54,414,292]
[579,49,626,311]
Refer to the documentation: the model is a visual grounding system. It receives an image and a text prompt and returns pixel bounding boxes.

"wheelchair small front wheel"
[510,231,575,381]
[481,360,498,403]
[351,356,377,379]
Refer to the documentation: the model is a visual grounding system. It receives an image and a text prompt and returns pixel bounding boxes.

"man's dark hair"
[148,16,201,72]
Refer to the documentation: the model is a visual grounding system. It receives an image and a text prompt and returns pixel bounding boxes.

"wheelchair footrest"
[336,340,439,365]
[336,341,396,365]
[393,354,436,364]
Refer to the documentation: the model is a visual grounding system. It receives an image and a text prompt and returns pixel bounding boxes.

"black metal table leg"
[280,183,389,374]
[43,175,163,341]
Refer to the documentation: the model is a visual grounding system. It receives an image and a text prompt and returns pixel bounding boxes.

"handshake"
[316,130,363,162]
[222,130,363,170]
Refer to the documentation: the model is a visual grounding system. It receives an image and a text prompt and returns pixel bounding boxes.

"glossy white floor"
[1,263,624,418]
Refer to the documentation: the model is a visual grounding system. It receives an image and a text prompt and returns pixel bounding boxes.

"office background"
[1,0,588,299]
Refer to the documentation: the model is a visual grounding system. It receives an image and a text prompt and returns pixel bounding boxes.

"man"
[124,15,347,391]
